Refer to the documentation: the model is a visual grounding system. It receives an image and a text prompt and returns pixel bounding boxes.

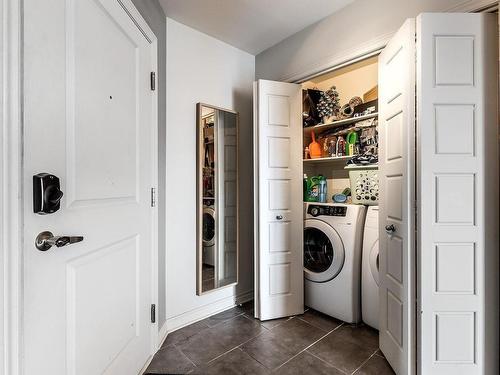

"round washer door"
[369,239,379,286]
[202,207,215,246]
[304,219,345,283]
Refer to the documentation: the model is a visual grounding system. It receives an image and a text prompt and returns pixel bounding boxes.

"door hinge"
[150,71,156,91]
[151,304,156,323]
[151,187,156,207]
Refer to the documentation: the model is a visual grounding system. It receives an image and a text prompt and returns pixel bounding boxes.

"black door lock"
[33,173,64,214]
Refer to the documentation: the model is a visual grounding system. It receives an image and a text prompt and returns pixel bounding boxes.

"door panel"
[23,0,155,374]
[417,13,498,375]
[378,19,416,375]
[254,80,303,320]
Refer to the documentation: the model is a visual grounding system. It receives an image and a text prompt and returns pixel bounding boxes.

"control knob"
[310,206,320,217]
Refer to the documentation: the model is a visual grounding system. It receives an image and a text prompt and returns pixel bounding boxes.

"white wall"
[255,0,490,81]
[165,18,255,331]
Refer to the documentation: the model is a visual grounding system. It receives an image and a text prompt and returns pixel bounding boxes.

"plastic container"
[304,175,321,202]
[318,176,327,203]
[348,167,379,205]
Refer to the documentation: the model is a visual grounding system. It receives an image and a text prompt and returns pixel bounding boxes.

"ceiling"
[159,0,354,55]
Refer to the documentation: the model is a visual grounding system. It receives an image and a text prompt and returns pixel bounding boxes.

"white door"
[378,19,416,375]
[253,80,303,320]
[417,13,498,375]
[23,0,157,374]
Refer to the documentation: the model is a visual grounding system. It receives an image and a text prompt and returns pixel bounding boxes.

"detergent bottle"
[318,175,327,203]
[304,175,321,202]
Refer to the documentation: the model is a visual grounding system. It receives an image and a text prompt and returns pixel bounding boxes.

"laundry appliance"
[202,205,216,266]
[304,203,366,323]
[362,206,379,330]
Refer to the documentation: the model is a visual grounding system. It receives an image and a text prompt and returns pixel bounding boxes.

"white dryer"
[362,205,379,330]
[304,203,366,323]
[202,206,215,266]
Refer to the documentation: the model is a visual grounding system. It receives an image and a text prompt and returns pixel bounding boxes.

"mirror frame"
[196,103,239,295]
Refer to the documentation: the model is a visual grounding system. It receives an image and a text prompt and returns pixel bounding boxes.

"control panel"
[308,205,347,217]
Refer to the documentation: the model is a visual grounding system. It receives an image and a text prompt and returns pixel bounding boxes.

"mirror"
[197,103,238,294]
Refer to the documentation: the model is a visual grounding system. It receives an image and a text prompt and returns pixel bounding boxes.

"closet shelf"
[344,163,378,170]
[303,112,378,136]
[303,155,352,164]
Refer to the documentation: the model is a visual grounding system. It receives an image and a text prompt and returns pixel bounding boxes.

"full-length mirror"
[197,103,238,295]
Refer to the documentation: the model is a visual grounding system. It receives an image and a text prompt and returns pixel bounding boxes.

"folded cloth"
[346,154,378,165]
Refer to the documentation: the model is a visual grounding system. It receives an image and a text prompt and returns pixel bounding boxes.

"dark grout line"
[204,317,272,367]
[305,350,349,375]
[351,348,380,375]
[272,322,346,373]
[205,346,241,366]
[204,311,246,328]
[173,342,199,369]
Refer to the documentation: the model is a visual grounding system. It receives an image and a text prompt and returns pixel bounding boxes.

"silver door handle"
[35,231,84,251]
[385,224,396,235]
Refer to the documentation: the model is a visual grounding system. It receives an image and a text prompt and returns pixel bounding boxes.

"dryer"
[202,205,216,266]
[362,205,379,330]
[304,203,366,323]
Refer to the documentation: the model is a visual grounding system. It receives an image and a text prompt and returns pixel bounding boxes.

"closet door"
[378,19,416,375]
[253,80,303,320]
[417,13,498,375]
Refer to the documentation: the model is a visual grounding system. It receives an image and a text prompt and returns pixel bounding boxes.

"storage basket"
[348,167,378,205]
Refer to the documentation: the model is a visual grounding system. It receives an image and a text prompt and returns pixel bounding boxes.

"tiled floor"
[146,301,394,375]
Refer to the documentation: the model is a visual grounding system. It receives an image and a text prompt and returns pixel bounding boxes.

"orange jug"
[309,131,322,159]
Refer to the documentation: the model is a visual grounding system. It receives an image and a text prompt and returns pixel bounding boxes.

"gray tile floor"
[146,301,394,375]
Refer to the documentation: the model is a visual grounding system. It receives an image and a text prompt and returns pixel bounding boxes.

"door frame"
[1,0,159,374]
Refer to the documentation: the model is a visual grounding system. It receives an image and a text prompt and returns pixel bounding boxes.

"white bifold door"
[254,12,498,375]
[417,13,498,375]
[23,0,157,374]
[378,19,416,375]
[253,80,303,320]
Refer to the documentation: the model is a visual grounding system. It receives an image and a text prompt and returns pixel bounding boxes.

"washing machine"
[362,206,379,330]
[202,206,216,266]
[304,203,366,323]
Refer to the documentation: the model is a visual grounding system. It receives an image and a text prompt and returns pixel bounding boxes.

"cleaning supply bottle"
[328,138,336,157]
[318,175,327,203]
[336,136,346,156]
[309,131,322,159]
[346,131,358,156]
[305,175,321,202]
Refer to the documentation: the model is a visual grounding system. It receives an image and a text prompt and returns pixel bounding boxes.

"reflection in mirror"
[197,104,238,295]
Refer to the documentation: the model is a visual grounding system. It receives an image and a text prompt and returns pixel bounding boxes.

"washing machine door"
[304,219,345,283]
[202,207,215,246]
[369,238,380,286]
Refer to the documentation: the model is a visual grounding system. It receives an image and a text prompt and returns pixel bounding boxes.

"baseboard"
[163,290,254,338]
[235,290,254,305]
[157,321,169,348]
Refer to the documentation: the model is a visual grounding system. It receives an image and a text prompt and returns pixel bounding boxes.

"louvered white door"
[253,80,303,320]
[417,13,498,375]
[378,19,416,375]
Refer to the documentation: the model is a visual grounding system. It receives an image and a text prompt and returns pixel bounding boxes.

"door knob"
[385,224,396,235]
[35,231,84,251]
